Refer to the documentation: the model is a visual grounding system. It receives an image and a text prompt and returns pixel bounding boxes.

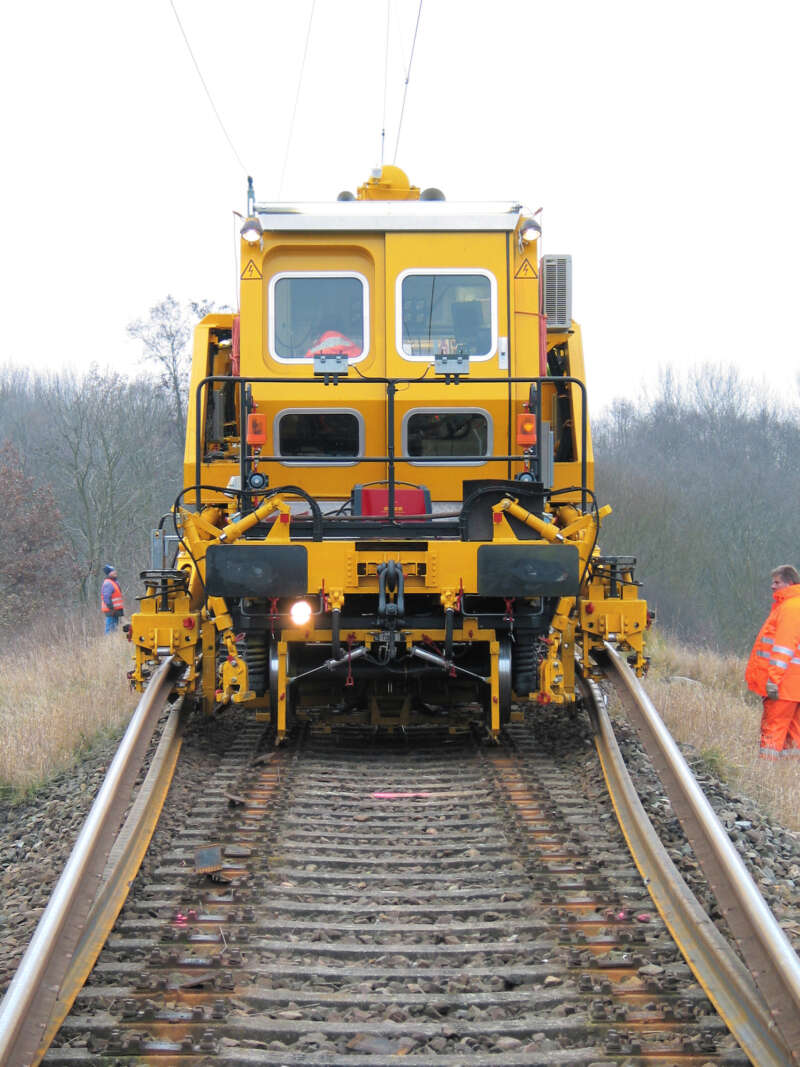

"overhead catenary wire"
[168,0,248,175]
[278,0,317,199]
[393,0,424,164]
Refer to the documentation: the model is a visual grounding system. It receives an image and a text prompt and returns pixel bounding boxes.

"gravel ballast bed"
[1,702,798,1005]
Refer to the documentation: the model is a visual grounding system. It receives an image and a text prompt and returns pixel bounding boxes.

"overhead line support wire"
[168,0,248,175]
[278,0,317,199]
[393,0,424,164]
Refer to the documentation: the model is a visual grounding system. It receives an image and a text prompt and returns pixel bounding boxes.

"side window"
[276,410,363,464]
[397,271,496,361]
[270,273,368,363]
[404,410,491,463]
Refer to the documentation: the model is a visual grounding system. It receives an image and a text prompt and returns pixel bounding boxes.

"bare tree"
[127,296,214,435]
[594,365,800,652]
[0,441,77,631]
[33,369,182,602]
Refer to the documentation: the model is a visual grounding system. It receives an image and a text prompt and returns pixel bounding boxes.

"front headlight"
[289,600,313,626]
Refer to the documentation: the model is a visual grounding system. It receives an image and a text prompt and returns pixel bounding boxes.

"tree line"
[1,298,797,655]
[592,366,800,654]
[0,297,202,630]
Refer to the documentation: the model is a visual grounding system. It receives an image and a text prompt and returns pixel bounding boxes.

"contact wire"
[279,0,317,199]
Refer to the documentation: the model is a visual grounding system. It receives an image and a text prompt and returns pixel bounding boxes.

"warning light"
[247,412,267,445]
[584,602,595,615]
[182,617,196,629]
[516,413,537,445]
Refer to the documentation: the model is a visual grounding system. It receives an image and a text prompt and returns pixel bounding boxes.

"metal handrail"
[193,373,588,516]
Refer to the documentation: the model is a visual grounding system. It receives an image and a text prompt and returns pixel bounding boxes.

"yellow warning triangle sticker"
[515,258,538,280]
[241,260,263,281]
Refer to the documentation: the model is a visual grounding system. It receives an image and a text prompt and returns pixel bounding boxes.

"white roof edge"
[253,201,523,233]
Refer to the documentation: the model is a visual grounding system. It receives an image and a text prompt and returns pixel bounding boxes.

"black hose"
[264,485,323,542]
[170,483,247,603]
[549,485,601,587]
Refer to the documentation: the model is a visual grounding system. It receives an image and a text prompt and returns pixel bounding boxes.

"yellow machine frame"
[128,166,648,740]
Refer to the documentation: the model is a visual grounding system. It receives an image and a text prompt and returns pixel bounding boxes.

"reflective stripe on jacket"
[745,585,800,700]
[101,578,124,614]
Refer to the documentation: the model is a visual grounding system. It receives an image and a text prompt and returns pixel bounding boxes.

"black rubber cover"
[476,544,579,596]
[461,479,547,541]
[205,545,308,598]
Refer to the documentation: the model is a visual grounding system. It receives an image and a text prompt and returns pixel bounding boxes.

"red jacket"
[745,584,800,700]
[305,331,361,359]
[101,577,124,615]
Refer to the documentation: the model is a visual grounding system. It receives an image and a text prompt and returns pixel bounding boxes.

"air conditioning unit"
[541,255,572,331]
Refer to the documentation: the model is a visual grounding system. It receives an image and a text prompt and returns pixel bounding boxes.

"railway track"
[1,651,799,1065]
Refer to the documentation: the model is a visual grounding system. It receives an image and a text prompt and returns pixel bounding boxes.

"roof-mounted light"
[519,217,542,243]
[240,215,263,243]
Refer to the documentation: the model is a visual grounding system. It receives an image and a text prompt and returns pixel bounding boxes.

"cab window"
[397,271,495,361]
[270,273,368,363]
[404,410,491,462]
[276,410,363,463]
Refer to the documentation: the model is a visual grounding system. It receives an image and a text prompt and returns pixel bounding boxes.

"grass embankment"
[0,615,136,798]
[637,630,799,833]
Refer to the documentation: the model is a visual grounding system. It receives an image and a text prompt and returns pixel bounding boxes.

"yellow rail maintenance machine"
[128,166,648,740]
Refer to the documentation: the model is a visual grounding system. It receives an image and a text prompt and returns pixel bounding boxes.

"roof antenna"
[380,0,391,167]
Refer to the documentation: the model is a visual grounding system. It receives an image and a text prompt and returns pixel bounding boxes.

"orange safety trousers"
[760,697,800,761]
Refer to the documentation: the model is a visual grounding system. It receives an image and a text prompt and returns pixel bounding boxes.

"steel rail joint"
[0,657,181,1067]
[603,640,800,1061]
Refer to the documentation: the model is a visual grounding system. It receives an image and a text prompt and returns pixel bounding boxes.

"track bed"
[45,711,746,1064]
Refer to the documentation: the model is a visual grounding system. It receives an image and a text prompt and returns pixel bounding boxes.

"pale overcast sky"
[2,0,798,414]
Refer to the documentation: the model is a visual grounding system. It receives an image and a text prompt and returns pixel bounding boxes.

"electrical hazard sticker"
[514,258,538,280]
[241,260,263,281]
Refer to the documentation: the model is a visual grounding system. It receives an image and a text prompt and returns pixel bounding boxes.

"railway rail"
[1,651,799,1065]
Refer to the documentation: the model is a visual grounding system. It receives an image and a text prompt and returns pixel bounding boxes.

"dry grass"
[633,630,800,832]
[0,613,136,797]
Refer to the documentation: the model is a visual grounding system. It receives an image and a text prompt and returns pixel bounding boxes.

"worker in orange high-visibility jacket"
[745,564,800,760]
[100,564,125,634]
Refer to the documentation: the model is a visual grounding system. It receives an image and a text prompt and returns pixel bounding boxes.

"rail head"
[600,640,800,1062]
[0,658,183,1067]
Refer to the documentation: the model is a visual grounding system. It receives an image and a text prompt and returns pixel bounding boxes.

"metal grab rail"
[0,658,182,1067]
[193,373,588,516]
[603,642,800,1063]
